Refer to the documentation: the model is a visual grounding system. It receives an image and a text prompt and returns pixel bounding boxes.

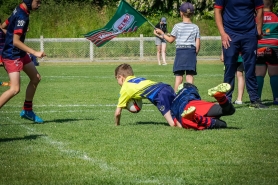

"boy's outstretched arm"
[114,107,122,126]
[164,111,183,128]
[13,34,46,58]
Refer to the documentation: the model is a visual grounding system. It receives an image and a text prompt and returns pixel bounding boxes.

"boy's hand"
[155,28,164,35]
[34,51,46,58]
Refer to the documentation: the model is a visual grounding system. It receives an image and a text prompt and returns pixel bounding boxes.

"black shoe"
[249,100,268,109]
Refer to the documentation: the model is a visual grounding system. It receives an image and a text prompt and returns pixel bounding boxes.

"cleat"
[176,83,184,94]
[208,83,231,97]
[181,106,196,120]
[233,100,243,105]
[20,110,44,123]
[249,100,268,109]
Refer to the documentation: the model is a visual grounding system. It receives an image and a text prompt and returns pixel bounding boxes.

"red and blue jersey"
[2,4,30,60]
[0,29,5,57]
[214,0,264,35]
[258,12,278,49]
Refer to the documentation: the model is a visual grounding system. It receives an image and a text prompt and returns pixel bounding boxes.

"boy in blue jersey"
[114,63,235,130]
[0,0,46,123]
[114,63,178,127]
[214,0,267,109]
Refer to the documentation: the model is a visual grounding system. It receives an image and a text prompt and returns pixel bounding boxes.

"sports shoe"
[208,83,231,97]
[162,63,167,65]
[249,100,268,109]
[181,106,196,120]
[20,110,44,123]
[233,100,243,105]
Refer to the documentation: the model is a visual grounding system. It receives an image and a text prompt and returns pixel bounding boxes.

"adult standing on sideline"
[0,0,46,123]
[155,2,200,92]
[214,0,267,108]
[256,0,278,105]
[153,17,168,65]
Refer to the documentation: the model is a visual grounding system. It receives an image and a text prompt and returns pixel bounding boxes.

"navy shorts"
[153,86,176,116]
[173,47,197,75]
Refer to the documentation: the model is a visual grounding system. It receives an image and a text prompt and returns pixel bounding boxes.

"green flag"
[85,0,148,47]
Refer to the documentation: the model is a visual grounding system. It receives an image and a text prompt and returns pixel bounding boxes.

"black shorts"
[256,47,278,65]
[236,62,244,72]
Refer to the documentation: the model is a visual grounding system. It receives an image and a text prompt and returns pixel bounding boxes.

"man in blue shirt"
[0,0,46,123]
[214,0,267,108]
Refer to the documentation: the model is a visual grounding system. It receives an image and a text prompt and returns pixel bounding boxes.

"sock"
[194,114,214,128]
[214,93,229,105]
[23,100,33,111]
[270,75,278,100]
[256,76,264,98]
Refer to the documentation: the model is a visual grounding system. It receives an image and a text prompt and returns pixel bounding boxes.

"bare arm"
[256,8,264,39]
[1,21,8,34]
[164,111,183,128]
[214,8,231,49]
[114,107,122,126]
[155,28,176,43]
[13,33,46,58]
[195,38,200,55]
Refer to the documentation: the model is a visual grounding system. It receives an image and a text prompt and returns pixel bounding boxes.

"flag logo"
[84,0,147,47]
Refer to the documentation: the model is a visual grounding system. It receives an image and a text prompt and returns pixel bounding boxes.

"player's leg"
[268,65,278,104]
[161,42,167,65]
[234,63,245,104]
[20,55,43,123]
[174,74,183,92]
[255,64,267,98]
[208,83,235,116]
[241,36,267,108]
[222,34,240,102]
[0,72,20,109]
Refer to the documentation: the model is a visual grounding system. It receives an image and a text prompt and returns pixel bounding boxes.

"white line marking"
[1,117,116,171]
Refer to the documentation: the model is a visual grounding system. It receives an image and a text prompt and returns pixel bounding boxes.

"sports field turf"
[0,61,277,185]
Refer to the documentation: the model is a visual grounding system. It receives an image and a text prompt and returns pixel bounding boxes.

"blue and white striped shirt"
[171,22,200,47]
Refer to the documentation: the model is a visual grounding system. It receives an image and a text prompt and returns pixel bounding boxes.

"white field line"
[1,116,117,171]
[0,74,224,80]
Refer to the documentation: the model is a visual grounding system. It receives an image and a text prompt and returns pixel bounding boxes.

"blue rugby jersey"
[214,0,264,35]
[0,29,5,56]
[2,4,30,60]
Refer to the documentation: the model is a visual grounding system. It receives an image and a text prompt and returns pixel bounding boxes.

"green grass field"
[0,61,277,185]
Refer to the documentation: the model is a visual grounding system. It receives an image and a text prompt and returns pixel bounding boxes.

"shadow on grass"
[43,118,95,123]
[0,134,47,143]
[136,121,169,126]
[136,121,241,130]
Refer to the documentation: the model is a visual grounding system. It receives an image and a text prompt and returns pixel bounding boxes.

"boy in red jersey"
[0,0,46,123]
[256,0,278,105]
[171,83,235,130]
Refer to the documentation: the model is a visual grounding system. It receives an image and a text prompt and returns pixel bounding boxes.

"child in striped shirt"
[155,2,200,92]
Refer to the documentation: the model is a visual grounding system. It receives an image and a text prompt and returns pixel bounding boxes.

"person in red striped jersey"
[256,0,278,105]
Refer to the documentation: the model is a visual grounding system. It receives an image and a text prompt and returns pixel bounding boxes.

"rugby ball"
[126,99,142,113]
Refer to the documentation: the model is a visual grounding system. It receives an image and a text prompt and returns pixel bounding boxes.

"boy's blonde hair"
[115,63,134,78]
[181,12,194,18]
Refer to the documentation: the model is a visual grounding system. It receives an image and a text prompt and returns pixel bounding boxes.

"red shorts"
[181,100,215,130]
[3,54,31,73]
[185,100,214,116]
